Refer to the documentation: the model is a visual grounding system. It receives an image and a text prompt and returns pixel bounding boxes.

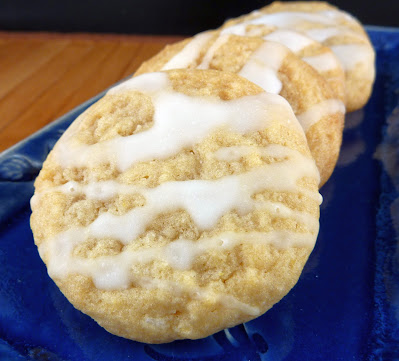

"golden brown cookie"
[31,69,321,343]
[136,32,345,186]
[222,1,376,112]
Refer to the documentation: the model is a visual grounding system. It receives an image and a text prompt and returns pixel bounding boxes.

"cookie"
[31,69,321,343]
[223,1,376,112]
[136,32,345,186]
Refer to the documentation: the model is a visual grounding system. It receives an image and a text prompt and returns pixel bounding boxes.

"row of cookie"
[30,2,374,344]
[135,1,375,186]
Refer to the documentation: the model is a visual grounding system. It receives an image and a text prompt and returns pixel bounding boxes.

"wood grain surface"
[0,32,185,152]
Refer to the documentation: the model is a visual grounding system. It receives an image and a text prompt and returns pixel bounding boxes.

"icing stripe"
[221,26,343,81]
[297,99,345,132]
[36,144,320,290]
[330,44,375,74]
[109,71,169,95]
[304,27,365,43]
[238,41,287,94]
[53,74,300,172]
[302,52,340,72]
[248,11,337,27]
[41,145,321,243]
[223,9,373,82]
[264,29,314,53]
[197,34,231,69]
[161,32,213,71]
[40,229,316,291]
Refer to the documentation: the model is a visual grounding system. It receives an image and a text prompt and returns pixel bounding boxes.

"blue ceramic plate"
[1,27,399,361]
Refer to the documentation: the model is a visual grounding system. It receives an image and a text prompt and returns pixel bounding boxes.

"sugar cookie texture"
[222,1,375,112]
[136,32,345,186]
[31,70,322,343]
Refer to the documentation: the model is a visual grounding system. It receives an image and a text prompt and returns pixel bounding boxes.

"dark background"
[0,0,397,35]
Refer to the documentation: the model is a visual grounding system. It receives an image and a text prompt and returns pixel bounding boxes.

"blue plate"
[1,27,399,361]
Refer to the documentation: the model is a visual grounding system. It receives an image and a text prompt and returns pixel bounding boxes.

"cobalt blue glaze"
[0,27,398,361]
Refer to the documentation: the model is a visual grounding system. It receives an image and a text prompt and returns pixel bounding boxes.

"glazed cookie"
[31,69,321,343]
[223,1,376,111]
[136,33,345,186]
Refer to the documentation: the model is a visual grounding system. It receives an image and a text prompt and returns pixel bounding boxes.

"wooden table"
[0,32,185,152]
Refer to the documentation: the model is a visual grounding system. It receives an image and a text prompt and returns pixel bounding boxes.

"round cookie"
[222,1,376,112]
[136,32,345,186]
[30,69,321,343]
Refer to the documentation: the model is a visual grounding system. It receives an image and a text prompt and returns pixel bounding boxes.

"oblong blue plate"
[1,27,399,361]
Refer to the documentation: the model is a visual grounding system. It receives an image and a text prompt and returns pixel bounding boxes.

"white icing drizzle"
[223,9,374,80]
[40,229,315,291]
[44,175,319,242]
[238,41,287,94]
[197,34,231,69]
[158,30,288,96]
[108,71,169,95]
[161,32,214,71]
[330,44,375,75]
[221,22,275,38]
[319,9,359,24]
[304,27,365,43]
[222,24,343,77]
[54,74,298,172]
[213,145,322,203]
[37,144,320,290]
[264,29,314,53]
[305,27,337,43]
[220,23,249,37]
[214,146,254,161]
[41,145,320,242]
[40,144,321,205]
[221,25,343,79]
[297,99,345,132]
[236,11,368,47]
[158,30,288,95]
[125,32,342,142]
[159,30,344,135]
[302,52,340,72]
[247,11,337,28]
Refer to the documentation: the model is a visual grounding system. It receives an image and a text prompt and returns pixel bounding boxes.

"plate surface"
[1,27,399,361]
